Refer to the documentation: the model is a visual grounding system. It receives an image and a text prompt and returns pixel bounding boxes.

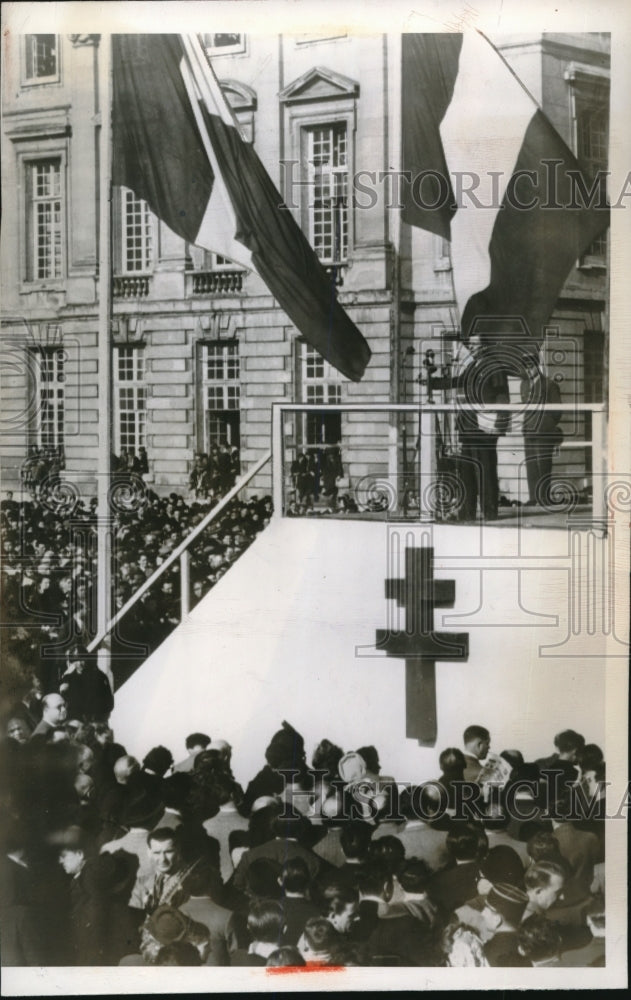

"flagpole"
[475,29,545,115]
[96,33,113,689]
[193,34,249,143]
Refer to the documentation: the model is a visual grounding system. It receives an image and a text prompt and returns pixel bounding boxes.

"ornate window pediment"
[219,79,257,113]
[279,67,359,105]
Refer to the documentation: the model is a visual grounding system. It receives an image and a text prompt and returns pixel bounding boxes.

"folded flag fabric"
[112,34,371,382]
[401,31,609,350]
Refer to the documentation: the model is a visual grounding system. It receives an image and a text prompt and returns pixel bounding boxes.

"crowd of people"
[20,446,65,502]
[0,713,606,968]
[1,484,272,695]
[189,446,240,502]
[112,448,149,476]
[290,447,345,509]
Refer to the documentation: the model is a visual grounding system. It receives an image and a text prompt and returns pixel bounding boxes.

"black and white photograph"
[1,0,628,992]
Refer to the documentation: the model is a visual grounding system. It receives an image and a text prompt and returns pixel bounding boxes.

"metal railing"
[86,450,271,655]
[272,402,607,522]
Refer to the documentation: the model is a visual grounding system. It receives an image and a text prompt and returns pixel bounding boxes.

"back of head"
[83,849,139,900]
[272,813,312,844]
[192,748,224,774]
[354,860,390,899]
[500,749,524,771]
[247,898,285,943]
[368,835,405,875]
[120,790,165,830]
[155,941,203,966]
[478,845,524,889]
[439,747,466,775]
[185,733,210,752]
[311,739,344,781]
[182,859,223,899]
[578,743,604,772]
[266,946,306,968]
[162,772,192,814]
[517,914,562,963]
[526,831,564,865]
[396,858,431,895]
[463,725,490,746]
[265,722,306,771]
[356,745,380,775]
[246,858,282,899]
[142,745,174,776]
[553,730,585,756]
[413,781,448,821]
[248,800,282,847]
[340,820,373,860]
[446,822,488,862]
[281,856,311,895]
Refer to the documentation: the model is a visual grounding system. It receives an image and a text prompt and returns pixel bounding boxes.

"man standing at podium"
[452,334,511,521]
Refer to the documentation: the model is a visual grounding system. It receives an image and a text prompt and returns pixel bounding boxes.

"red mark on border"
[267,964,345,974]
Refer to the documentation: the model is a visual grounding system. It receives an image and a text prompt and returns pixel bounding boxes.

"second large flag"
[401,31,609,350]
[112,34,371,382]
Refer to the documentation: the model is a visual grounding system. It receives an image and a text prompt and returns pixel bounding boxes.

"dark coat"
[60,665,114,722]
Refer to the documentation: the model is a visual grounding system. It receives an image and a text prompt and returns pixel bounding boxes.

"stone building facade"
[1,32,609,505]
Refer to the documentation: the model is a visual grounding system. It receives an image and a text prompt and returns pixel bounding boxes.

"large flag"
[401,31,609,351]
[111,34,371,382]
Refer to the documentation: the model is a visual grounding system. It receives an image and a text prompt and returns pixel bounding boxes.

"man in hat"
[58,826,132,966]
[84,850,142,965]
[455,844,525,936]
[479,882,529,966]
[451,333,511,522]
[59,644,114,723]
[242,722,308,815]
[144,906,210,964]
[121,906,210,965]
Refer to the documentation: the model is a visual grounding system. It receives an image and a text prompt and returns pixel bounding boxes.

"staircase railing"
[87,450,271,655]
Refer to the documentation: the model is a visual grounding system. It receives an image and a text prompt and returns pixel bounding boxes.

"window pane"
[33,347,64,447]
[28,160,63,280]
[114,347,146,452]
[123,189,152,272]
[201,342,241,453]
[575,86,609,259]
[307,123,349,263]
[26,35,57,79]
